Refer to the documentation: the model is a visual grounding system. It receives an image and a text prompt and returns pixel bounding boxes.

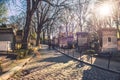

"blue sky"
[7,0,26,17]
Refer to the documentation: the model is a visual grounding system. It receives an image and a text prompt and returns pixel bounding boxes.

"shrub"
[28,49,34,55]
[16,49,29,59]
[86,49,95,54]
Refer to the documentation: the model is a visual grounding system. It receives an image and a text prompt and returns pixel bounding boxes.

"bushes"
[28,49,34,55]
[85,50,95,54]
[14,46,40,60]
[15,49,33,59]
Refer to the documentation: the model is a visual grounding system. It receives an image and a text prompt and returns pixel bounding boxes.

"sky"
[7,0,26,17]
[6,0,95,17]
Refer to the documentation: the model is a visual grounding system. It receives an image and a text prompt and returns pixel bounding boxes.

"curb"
[0,55,34,80]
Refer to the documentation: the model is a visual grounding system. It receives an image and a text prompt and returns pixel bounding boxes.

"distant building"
[58,32,74,48]
[53,37,58,46]
[98,28,117,52]
[15,30,36,48]
[15,30,23,49]
[76,32,89,52]
[0,28,15,51]
[16,30,23,43]
[67,36,74,43]
[59,37,67,47]
[117,39,120,51]
[76,32,89,47]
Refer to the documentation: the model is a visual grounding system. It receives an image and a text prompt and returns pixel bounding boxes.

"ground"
[8,49,120,80]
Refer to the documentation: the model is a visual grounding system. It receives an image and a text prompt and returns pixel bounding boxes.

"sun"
[97,3,112,17]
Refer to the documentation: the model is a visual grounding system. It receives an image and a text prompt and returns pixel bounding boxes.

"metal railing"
[55,47,120,75]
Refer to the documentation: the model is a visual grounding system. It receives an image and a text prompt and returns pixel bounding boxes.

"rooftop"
[0,28,14,34]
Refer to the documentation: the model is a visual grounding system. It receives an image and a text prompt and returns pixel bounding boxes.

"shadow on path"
[0,52,17,60]
[82,66,120,80]
[38,55,72,63]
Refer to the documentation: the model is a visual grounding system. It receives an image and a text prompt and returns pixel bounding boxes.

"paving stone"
[8,50,120,80]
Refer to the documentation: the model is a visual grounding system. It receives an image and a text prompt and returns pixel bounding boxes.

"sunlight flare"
[97,2,113,17]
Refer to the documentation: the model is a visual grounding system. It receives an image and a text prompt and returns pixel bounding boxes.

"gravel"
[8,50,120,80]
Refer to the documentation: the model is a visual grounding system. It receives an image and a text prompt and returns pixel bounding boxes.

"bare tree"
[21,0,41,49]
[21,0,70,48]
[34,0,69,46]
[112,0,120,38]
[9,12,26,29]
[75,0,91,32]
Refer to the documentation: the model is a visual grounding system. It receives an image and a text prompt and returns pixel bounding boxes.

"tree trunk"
[22,13,32,49]
[36,28,41,46]
[80,26,82,32]
[43,30,45,44]
[47,26,50,41]
[21,0,32,49]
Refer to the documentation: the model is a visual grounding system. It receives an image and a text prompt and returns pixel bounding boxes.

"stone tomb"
[59,37,67,47]
[76,32,89,47]
[98,28,117,52]
[117,39,120,51]
[58,32,74,48]
[0,28,15,51]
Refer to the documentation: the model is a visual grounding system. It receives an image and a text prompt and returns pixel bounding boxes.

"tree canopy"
[0,0,8,24]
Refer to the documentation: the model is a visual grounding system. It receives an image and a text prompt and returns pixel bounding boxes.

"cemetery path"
[8,49,119,80]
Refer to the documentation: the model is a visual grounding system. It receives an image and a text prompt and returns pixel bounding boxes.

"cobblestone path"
[8,50,120,80]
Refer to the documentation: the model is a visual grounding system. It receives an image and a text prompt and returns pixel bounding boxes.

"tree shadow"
[0,71,9,75]
[82,66,120,80]
[21,63,56,76]
[38,55,72,63]
[0,52,17,60]
[0,53,17,60]
[74,49,120,80]
[57,49,120,79]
